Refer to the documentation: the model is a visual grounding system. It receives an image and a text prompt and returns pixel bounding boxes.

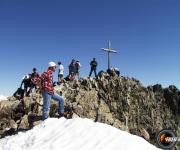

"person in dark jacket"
[20,74,32,97]
[89,58,98,77]
[30,68,40,92]
[68,59,76,75]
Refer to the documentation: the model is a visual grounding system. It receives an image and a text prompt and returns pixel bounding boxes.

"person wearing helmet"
[41,61,65,120]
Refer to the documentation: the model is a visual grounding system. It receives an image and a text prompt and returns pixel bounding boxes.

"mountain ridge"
[0,73,179,149]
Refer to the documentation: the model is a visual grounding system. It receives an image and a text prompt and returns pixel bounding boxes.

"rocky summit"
[0,72,180,149]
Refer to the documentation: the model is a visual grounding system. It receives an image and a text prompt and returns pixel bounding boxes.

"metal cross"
[101,40,117,69]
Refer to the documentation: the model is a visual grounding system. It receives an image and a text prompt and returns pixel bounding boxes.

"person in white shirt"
[75,60,81,79]
[58,62,64,84]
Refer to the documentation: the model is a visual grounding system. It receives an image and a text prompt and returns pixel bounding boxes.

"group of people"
[14,68,40,98]
[107,67,120,77]
[17,58,97,100]
[64,59,81,82]
[14,57,119,120]
[58,58,98,83]
[15,62,65,120]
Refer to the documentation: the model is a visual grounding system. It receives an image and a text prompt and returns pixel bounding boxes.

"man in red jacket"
[41,62,64,120]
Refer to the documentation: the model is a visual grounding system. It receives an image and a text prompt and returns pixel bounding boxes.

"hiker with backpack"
[89,58,98,77]
[57,62,64,84]
[41,62,65,120]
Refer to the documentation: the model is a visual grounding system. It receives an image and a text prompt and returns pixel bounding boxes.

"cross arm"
[101,48,117,53]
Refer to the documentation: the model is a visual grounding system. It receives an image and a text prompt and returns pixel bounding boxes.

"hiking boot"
[58,112,67,118]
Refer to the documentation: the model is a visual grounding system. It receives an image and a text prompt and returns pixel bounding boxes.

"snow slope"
[0,118,161,150]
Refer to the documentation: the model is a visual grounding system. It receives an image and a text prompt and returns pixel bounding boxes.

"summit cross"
[101,40,117,69]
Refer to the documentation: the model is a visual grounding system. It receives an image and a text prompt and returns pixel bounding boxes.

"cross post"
[101,40,117,69]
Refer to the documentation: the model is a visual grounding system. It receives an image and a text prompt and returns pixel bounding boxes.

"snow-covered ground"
[0,118,161,150]
[0,95,7,101]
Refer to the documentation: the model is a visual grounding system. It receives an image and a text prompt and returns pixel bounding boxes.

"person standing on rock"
[41,62,65,120]
[89,58,98,77]
[57,62,64,84]
[75,60,81,79]
[68,59,76,75]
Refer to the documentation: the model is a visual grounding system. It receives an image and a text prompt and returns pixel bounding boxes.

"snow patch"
[0,118,161,150]
[0,95,7,101]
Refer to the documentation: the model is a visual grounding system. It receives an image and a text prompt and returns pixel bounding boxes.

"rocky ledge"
[0,73,179,148]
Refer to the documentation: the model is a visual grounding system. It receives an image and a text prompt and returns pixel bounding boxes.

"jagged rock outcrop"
[0,74,179,148]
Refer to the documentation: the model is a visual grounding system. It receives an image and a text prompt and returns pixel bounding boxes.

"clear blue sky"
[0,0,180,96]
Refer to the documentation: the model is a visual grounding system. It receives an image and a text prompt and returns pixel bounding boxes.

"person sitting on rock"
[114,68,120,76]
[64,72,75,82]
[107,68,113,76]
[107,67,120,77]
